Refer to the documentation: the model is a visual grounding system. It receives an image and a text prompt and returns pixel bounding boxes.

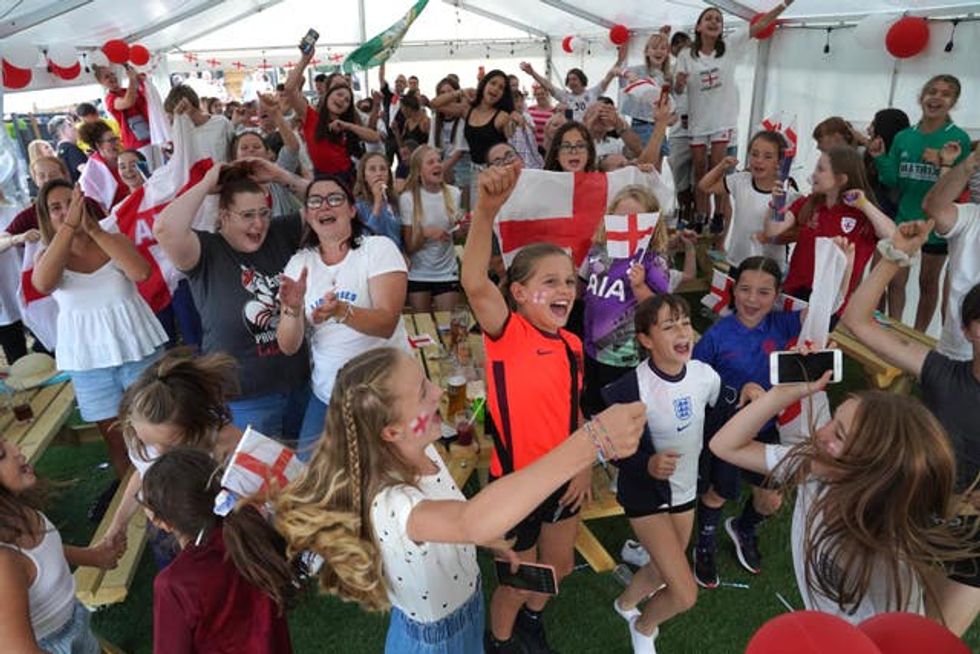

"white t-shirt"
[192,115,235,164]
[399,186,461,283]
[595,136,626,160]
[0,204,24,326]
[370,445,481,623]
[765,444,925,623]
[675,29,750,137]
[428,118,468,161]
[636,359,720,506]
[283,237,411,404]
[554,84,604,122]
[937,203,980,361]
[724,171,795,270]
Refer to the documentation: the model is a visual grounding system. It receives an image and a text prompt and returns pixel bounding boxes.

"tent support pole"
[887,58,900,107]
[358,0,369,93]
[747,38,772,156]
[545,39,553,80]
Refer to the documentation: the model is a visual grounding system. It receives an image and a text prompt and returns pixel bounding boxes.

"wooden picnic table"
[0,380,77,463]
[831,316,936,394]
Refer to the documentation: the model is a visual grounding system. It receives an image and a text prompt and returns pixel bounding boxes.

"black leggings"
[0,321,28,364]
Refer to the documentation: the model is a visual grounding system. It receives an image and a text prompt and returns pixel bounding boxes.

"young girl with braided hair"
[273,347,644,653]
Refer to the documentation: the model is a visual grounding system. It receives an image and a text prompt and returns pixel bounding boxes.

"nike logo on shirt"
[676,423,691,432]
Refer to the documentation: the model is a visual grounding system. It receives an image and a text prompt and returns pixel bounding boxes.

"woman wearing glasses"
[77,120,128,212]
[276,176,410,458]
[155,160,313,443]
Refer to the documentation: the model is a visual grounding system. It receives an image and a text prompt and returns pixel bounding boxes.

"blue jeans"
[297,394,328,461]
[37,600,100,654]
[228,383,311,443]
[631,118,671,156]
[385,582,485,654]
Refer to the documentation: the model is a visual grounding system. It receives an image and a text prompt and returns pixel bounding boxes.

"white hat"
[5,353,58,391]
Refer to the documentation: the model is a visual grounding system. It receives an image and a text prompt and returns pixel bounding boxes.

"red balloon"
[747,611,881,654]
[49,61,81,81]
[751,12,779,40]
[885,16,929,58]
[562,35,574,53]
[859,613,970,654]
[102,39,130,65]
[609,24,630,46]
[2,59,32,89]
[129,44,150,66]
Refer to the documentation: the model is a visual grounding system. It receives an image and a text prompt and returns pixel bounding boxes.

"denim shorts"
[385,581,485,654]
[70,348,164,422]
[37,600,101,654]
[297,393,328,462]
[630,118,671,157]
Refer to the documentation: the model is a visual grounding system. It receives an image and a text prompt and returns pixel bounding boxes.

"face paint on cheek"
[532,291,548,305]
[409,412,431,437]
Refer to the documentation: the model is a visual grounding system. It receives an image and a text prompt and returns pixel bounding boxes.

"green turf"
[32,301,979,652]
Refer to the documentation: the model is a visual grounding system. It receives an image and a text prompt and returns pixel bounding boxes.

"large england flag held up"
[494,167,675,267]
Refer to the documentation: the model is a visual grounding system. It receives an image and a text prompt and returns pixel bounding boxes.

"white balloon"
[88,49,109,68]
[3,40,41,69]
[569,36,585,53]
[46,43,78,69]
[853,13,897,49]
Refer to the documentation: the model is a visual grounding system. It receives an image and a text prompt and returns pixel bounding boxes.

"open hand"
[558,468,592,513]
[311,291,340,325]
[278,267,308,313]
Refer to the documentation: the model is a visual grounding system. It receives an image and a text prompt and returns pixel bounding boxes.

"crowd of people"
[1,2,980,652]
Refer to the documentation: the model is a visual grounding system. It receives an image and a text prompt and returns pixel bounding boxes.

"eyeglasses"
[230,207,272,222]
[489,150,519,167]
[306,192,348,210]
[559,142,588,154]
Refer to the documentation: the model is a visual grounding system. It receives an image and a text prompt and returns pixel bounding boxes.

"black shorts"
[922,242,949,256]
[617,464,696,518]
[407,279,460,296]
[699,426,781,500]
[582,356,632,418]
[489,476,579,552]
[947,514,980,588]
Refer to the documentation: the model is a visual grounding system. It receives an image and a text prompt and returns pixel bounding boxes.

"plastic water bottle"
[612,564,633,587]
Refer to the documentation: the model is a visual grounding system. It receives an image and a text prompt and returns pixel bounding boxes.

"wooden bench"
[574,466,625,572]
[74,470,149,608]
[0,380,77,464]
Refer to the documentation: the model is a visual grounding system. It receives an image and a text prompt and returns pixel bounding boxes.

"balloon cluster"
[560,23,630,55]
[1,38,153,90]
[854,13,931,58]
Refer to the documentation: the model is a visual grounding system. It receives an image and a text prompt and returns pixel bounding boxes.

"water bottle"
[612,563,633,587]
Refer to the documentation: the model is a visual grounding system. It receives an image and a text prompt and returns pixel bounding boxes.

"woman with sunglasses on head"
[155,160,314,443]
[277,176,411,458]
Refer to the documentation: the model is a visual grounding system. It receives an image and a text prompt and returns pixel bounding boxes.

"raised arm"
[111,66,141,111]
[519,62,562,100]
[31,187,84,295]
[841,222,933,376]
[749,0,794,38]
[154,164,219,272]
[276,266,307,356]
[924,142,978,235]
[407,402,644,545]
[842,189,896,239]
[283,49,314,118]
[596,46,628,93]
[763,194,798,239]
[870,135,900,188]
[699,156,737,197]
[460,164,520,338]
[311,270,407,339]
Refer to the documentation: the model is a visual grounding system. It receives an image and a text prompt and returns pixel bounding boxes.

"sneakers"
[613,597,641,622]
[621,539,651,568]
[628,617,659,654]
[485,631,527,654]
[725,517,762,574]
[692,546,719,589]
[514,607,557,654]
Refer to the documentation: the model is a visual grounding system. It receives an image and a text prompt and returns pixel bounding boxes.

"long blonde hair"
[643,33,671,80]
[273,348,419,612]
[774,392,978,619]
[401,145,456,237]
[594,184,668,254]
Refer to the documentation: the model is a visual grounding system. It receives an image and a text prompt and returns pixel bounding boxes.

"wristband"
[583,421,607,466]
[592,415,619,461]
[282,305,301,317]
[876,238,916,268]
[336,301,354,324]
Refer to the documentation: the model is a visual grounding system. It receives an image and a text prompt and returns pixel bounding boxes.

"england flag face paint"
[532,291,548,305]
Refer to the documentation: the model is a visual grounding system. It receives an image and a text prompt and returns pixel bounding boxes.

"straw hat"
[5,353,58,390]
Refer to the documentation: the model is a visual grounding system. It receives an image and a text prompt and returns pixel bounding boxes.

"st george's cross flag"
[604,212,659,260]
[701,268,809,318]
[16,238,59,350]
[494,167,675,268]
[221,426,306,500]
[100,114,214,312]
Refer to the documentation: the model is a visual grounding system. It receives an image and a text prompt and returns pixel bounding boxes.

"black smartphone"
[769,349,842,385]
[494,559,558,595]
[300,28,320,55]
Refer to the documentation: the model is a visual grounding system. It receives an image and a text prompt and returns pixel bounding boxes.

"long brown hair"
[141,448,303,610]
[117,350,239,464]
[0,441,48,544]
[273,347,419,612]
[353,152,397,215]
[543,122,597,172]
[796,146,877,228]
[691,7,725,59]
[35,178,74,244]
[773,392,978,617]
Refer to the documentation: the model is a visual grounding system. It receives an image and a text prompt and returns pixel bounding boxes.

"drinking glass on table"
[454,409,476,447]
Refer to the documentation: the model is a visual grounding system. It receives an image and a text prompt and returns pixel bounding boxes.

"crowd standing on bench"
[2,2,980,652]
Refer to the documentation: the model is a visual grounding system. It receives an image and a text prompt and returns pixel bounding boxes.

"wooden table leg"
[575,522,616,573]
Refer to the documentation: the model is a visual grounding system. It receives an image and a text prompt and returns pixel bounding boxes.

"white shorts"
[668,136,692,192]
[691,128,736,147]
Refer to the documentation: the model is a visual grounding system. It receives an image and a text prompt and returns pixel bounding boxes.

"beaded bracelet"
[583,421,608,466]
[592,415,619,461]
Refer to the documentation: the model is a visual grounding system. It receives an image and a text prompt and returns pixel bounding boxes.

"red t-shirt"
[303,105,352,176]
[153,527,292,654]
[783,195,877,302]
[105,84,150,150]
[484,312,583,476]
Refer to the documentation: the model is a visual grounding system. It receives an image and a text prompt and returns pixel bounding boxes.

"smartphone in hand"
[769,349,842,386]
[494,559,558,595]
[300,28,320,55]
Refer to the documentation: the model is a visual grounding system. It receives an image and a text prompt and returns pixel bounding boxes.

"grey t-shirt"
[186,215,310,398]
[920,350,980,491]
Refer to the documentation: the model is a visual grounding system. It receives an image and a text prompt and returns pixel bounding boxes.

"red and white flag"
[100,114,213,312]
[78,154,120,215]
[494,167,675,268]
[701,268,734,316]
[221,426,306,499]
[604,212,659,260]
[761,112,799,159]
[17,239,59,351]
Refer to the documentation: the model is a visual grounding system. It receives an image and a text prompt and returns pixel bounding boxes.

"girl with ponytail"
[141,447,301,652]
[274,347,645,653]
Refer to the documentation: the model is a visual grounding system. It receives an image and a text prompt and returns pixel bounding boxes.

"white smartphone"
[769,349,843,386]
